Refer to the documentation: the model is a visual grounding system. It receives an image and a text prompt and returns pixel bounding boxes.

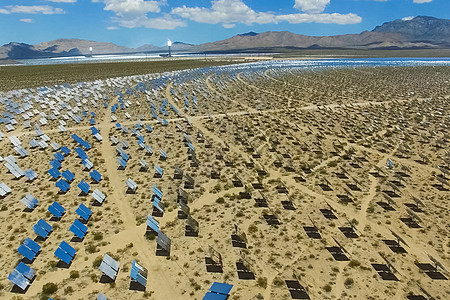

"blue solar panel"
[61,146,71,155]
[60,241,76,257]
[70,222,87,239]
[76,203,92,220]
[33,224,49,239]
[24,169,38,181]
[54,247,73,265]
[23,238,40,253]
[48,168,61,179]
[73,219,88,233]
[154,165,163,176]
[37,219,52,232]
[16,262,35,280]
[209,282,233,295]
[152,185,162,199]
[8,269,29,290]
[130,261,147,286]
[56,179,70,192]
[18,244,36,261]
[48,201,65,218]
[115,122,121,129]
[62,170,75,182]
[118,157,127,168]
[90,170,102,182]
[77,180,90,194]
[146,216,159,233]
[89,118,96,125]
[82,111,87,117]
[203,292,227,300]
[90,127,99,134]
[54,152,65,162]
[121,152,129,161]
[49,159,61,169]
[75,147,87,159]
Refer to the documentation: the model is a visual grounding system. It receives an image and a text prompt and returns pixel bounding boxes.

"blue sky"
[0,0,448,47]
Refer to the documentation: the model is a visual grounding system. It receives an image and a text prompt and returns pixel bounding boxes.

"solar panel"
[16,261,35,280]
[139,159,149,171]
[99,254,120,280]
[20,194,38,209]
[76,203,92,221]
[24,169,38,181]
[126,178,137,191]
[23,238,41,254]
[48,168,61,179]
[8,269,30,290]
[146,215,159,233]
[70,219,88,239]
[60,146,71,156]
[33,219,52,239]
[156,231,171,254]
[54,247,73,265]
[54,152,65,162]
[62,170,75,182]
[203,292,227,300]
[209,282,233,296]
[48,201,65,218]
[97,293,108,300]
[29,139,39,148]
[56,179,70,192]
[82,159,93,170]
[18,244,37,261]
[130,260,148,287]
[92,188,106,204]
[75,147,88,160]
[0,182,12,196]
[118,157,127,169]
[159,149,167,159]
[152,185,162,199]
[153,198,165,213]
[50,142,61,151]
[49,159,61,169]
[154,165,163,176]
[77,180,91,194]
[90,170,102,182]
[144,145,153,155]
[60,241,76,257]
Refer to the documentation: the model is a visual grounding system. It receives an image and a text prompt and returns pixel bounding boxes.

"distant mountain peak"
[237,32,259,37]
[372,15,450,42]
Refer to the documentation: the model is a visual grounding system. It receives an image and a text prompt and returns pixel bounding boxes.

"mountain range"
[1,16,449,60]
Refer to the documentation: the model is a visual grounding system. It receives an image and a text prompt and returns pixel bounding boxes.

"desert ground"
[0,61,449,300]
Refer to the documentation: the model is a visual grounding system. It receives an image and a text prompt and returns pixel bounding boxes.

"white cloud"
[45,0,77,3]
[94,0,185,29]
[413,0,432,3]
[294,0,330,14]
[107,26,118,29]
[94,0,360,30]
[20,18,33,23]
[172,0,276,26]
[402,16,414,21]
[93,0,162,16]
[172,0,361,28]
[0,5,65,14]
